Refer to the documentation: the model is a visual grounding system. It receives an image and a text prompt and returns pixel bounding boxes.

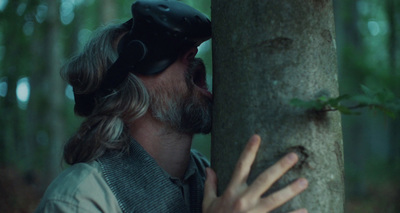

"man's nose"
[182,47,198,64]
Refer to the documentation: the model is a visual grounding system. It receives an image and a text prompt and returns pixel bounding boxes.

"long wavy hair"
[61,23,149,165]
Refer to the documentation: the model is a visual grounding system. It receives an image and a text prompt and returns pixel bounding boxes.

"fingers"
[202,168,217,209]
[244,152,299,198]
[227,135,261,189]
[203,134,309,213]
[260,178,309,212]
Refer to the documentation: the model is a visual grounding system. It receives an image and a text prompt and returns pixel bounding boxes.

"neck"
[129,112,193,179]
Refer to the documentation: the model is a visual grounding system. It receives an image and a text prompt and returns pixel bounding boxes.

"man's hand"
[202,135,308,213]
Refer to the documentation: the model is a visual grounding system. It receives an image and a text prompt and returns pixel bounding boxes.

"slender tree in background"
[99,0,117,24]
[387,0,400,162]
[211,0,344,212]
[334,0,368,198]
[387,0,400,210]
[0,1,27,169]
[42,0,65,182]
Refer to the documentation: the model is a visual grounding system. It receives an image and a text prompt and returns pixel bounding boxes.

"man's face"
[140,47,212,134]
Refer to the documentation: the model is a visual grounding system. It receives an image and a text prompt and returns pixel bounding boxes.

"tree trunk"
[387,0,400,211]
[43,0,65,183]
[211,0,344,212]
[334,0,367,198]
[0,1,33,169]
[387,0,400,161]
[99,0,117,24]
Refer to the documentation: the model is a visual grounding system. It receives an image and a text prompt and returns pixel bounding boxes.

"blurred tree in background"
[0,0,398,212]
[335,0,400,212]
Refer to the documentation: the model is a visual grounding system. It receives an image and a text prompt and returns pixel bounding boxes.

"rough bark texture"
[211,0,344,212]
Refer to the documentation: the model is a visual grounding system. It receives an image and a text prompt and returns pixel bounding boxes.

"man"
[35,1,308,212]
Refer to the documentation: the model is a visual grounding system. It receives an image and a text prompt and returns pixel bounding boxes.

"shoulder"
[35,161,121,213]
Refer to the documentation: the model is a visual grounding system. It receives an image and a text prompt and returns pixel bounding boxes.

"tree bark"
[211,0,344,212]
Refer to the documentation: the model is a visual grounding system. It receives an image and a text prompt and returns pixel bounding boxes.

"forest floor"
[0,167,43,213]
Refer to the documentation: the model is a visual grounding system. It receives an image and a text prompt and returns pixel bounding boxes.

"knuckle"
[223,187,236,199]
[254,173,271,186]
[268,192,283,204]
[235,160,245,171]
[232,197,247,212]
[279,158,290,168]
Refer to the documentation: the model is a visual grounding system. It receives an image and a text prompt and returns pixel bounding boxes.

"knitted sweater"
[35,139,209,213]
[98,138,209,213]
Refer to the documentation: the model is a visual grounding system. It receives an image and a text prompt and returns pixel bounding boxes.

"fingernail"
[287,153,297,162]
[299,209,308,213]
[250,135,261,144]
[298,178,308,188]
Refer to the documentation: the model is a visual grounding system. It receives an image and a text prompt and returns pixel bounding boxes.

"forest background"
[0,0,399,212]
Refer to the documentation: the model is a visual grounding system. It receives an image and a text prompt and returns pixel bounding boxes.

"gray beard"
[148,59,212,134]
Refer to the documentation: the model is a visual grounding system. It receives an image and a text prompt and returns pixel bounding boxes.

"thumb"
[202,167,217,210]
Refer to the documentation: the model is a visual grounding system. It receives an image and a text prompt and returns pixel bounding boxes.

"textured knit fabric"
[98,138,209,213]
[34,139,209,213]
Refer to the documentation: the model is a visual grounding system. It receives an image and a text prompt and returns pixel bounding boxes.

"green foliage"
[291,85,400,118]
